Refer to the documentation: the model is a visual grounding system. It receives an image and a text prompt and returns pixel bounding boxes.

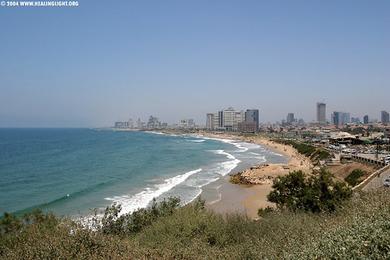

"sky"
[0,0,389,127]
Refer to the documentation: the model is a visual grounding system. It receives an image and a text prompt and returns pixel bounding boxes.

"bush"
[268,169,352,213]
[1,190,390,259]
[99,197,181,236]
[345,169,366,187]
[257,206,275,217]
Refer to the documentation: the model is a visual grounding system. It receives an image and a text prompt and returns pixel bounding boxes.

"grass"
[345,169,366,187]
[1,189,390,259]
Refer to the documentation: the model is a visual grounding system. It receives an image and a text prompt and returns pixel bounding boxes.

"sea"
[0,128,287,217]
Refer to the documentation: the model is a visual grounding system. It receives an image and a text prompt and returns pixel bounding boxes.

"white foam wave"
[185,188,203,204]
[105,168,202,215]
[218,159,241,176]
[188,139,206,143]
[146,131,180,137]
[211,149,236,160]
[209,150,241,176]
[269,151,284,157]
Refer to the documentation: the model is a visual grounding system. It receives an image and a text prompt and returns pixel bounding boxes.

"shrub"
[100,197,181,236]
[257,206,275,217]
[268,169,352,213]
[345,169,366,187]
[1,190,390,259]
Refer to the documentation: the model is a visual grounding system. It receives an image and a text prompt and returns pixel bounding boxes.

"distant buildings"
[244,109,260,132]
[206,107,259,132]
[332,111,350,127]
[223,107,245,131]
[286,113,295,124]
[316,102,326,124]
[147,116,161,129]
[136,118,145,129]
[363,115,369,124]
[206,113,213,130]
[114,121,129,129]
[179,119,195,129]
[381,111,389,124]
[351,117,360,124]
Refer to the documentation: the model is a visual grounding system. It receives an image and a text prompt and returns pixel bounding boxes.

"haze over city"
[0,1,389,127]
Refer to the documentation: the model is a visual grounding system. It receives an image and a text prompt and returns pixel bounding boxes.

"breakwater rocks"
[230,164,276,185]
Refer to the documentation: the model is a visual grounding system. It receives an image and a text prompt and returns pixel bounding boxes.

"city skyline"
[1,1,389,127]
[114,103,389,129]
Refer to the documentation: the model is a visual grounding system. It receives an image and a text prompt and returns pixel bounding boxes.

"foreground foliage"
[1,190,390,259]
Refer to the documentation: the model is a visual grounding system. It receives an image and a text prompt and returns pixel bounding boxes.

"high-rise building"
[316,102,326,124]
[222,107,244,131]
[114,121,129,128]
[381,110,389,124]
[286,113,295,124]
[206,113,214,130]
[136,118,143,129]
[206,107,245,131]
[363,115,369,124]
[332,111,350,127]
[351,117,360,124]
[128,118,134,128]
[147,116,161,129]
[179,119,195,128]
[244,109,259,132]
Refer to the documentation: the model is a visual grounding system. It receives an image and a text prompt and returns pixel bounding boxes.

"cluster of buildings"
[114,116,168,130]
[114,102,389,134]
[314,103,389,127]
[114,116,196,130]
[206,108,259,132]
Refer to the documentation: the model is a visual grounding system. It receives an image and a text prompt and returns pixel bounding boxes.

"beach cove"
[195,132,313,219]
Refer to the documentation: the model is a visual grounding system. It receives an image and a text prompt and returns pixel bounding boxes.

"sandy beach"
[198,132,313,219]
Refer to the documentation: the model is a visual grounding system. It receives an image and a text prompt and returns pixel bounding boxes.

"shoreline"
[195,131,312,219]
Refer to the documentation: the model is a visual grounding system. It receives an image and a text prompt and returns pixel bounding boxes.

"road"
[362,166,390,191]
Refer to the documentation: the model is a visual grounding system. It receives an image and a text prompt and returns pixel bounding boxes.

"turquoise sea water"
[0,128,287,217]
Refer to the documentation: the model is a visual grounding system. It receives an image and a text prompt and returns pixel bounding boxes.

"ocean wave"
[209,150,241,176]
[145,131,180,137]
[269,151,284,157]
[187,139,206,143]
[104,168,202,215]
[185,188,203,204]
[14,181,114,216]
[210,149,236,160]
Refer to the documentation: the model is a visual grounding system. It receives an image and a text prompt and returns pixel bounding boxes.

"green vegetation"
[274,139,331,163]
[345,169,366,187]
[1,173,389,259]
[98,197,181,236]
[268,170,352,213]
[2,190,390,259]
[280,139,316,156]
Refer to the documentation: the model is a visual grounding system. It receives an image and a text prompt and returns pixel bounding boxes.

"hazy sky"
[0,0,389,127]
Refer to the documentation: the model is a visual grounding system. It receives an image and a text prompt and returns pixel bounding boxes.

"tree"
[268,169,352,213]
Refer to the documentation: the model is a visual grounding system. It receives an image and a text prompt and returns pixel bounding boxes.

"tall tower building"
[286,113,295,124]
[206,113,214,130]
[316,102,326,124]
[381,111,390,124]
[363,115,369,124]
[332,111,350,127]
[245,109,259,132]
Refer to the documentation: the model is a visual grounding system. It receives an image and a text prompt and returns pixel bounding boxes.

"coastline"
[195,131,313,219]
